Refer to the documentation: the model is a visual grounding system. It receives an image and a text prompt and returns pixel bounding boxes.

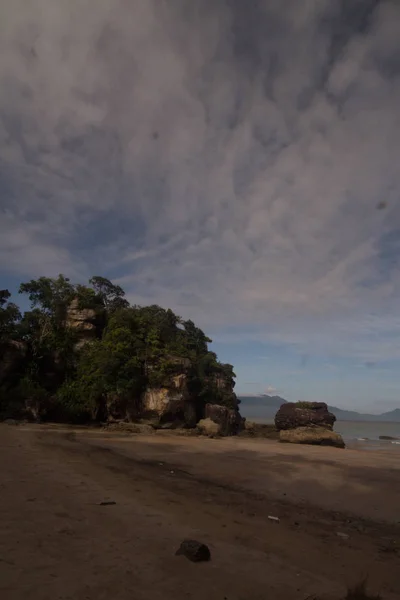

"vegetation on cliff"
[0,275,237,423]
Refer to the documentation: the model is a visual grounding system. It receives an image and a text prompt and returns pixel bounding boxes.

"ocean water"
[335,420,400,445]
[239,403,400,449]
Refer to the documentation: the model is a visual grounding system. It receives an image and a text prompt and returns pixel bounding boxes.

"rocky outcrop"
[105,393,142,423]
[275,402,336,431]
[279,426,345,448]
[141,386,197,428]
[65,298,98,348]
[208,371,239,410]
[205,403,244,435]
[140,369,198,428]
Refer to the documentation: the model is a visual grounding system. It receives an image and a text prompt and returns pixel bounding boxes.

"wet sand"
[1,424,399,600]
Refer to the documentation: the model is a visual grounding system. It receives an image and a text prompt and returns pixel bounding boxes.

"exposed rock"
[141,387,195,428]
[105,393,142,423]
[175,540,211,562]
[208,372,239,410]
[275,402,336,431]
[140,365,200,428]
[279,426,345,448]
[65,298,97,348]
[205,403,244,435]
[197,418,220,436]
[102,365,241,433]
[379,435,399,441]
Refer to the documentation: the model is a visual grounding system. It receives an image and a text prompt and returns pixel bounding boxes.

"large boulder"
[279,426,345,448]
[275,402,336,431]
[205,403,244,435]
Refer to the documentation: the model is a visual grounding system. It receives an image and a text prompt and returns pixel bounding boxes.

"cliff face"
[141,379,197,428]
[65,298,98,349]
[106,364,242,434]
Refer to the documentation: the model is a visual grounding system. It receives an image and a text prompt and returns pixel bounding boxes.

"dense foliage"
[0,275,236,422]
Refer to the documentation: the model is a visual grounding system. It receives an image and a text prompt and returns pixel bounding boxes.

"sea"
[240,404,400,449]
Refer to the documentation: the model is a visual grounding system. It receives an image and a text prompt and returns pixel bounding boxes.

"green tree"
[88,276,129,312]
[19,275,76,323]
[182,319,211,357]
[0,290,21,341]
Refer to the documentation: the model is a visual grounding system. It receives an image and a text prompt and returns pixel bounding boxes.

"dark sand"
[1,424,399,599]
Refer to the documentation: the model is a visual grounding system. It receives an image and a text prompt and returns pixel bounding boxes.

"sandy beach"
[1,424,399,600]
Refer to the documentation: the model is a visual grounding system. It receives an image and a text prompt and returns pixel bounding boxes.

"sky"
[1,0,400,413]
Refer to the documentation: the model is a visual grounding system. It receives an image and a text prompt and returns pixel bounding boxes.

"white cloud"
[265,386,279,395]
[1,0,400,363]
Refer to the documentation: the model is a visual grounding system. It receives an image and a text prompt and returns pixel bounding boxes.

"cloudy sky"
[1,0,400,411]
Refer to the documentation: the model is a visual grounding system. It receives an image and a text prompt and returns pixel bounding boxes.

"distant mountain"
[239,395,400,422]
[380,408,400,421]
[239,394,288,408]
[327,407,400,422]
[238,395,287,420]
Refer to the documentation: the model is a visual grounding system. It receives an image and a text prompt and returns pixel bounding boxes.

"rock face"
[280,426,345,448]
[209,372,238,410]
[65,298,98,348]
[275,402,336,431]
[141,371,197,428]
[205,403,244,435]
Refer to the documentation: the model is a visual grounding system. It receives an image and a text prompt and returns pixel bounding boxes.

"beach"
[1,424,400,600]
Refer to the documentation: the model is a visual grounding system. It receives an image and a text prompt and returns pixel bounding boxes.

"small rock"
[98,501,117,506]
[175,540,211,562]
[3,419,19,426]
[336,532,349,540]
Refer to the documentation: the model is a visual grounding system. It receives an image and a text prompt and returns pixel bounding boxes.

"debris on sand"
[175,540,211,562]
[268,515,280,523]
[344,579,382,599]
